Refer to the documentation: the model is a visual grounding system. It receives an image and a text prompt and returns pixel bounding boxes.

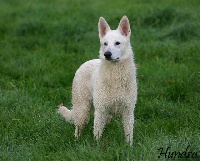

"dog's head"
[98,16,132,62]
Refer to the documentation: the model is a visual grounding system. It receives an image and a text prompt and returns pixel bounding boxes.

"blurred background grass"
[0,0,199,160]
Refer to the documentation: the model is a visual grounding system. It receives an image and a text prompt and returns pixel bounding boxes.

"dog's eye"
[104,42,108,46]
[115,41,121,45]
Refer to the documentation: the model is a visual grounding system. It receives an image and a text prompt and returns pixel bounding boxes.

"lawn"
[0,0,199,160]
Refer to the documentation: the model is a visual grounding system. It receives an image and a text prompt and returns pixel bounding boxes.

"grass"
[0,0,199,160]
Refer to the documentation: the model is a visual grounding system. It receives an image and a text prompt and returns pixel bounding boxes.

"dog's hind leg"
[58,103,91,138]
[73,105,91,138]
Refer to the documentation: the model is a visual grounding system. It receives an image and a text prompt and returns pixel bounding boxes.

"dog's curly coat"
[58,16,137,146]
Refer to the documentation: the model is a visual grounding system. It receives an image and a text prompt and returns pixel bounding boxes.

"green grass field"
[0,0,199,160]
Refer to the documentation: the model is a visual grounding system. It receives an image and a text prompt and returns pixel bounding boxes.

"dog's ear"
[117,16,131,37]
[98,17,110,38]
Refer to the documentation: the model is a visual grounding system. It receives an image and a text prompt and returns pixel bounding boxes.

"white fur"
[58,16,137,146]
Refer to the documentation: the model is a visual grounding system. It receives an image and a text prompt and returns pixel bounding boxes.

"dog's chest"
[103,74,132,99]
[101,65,133,90]
[94,68,134,107]
[92,61,136,112]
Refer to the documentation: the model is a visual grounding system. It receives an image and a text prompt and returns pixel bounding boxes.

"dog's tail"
[58,103,73,123]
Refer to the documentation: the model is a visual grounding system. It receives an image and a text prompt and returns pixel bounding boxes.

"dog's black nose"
[104,51,112,59]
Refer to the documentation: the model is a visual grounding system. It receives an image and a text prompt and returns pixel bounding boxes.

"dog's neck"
[99,53,135,80]
[97,53,136,86]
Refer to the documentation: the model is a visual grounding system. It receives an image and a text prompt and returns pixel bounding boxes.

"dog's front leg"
[93,110,108,140]
[122,107,134,146]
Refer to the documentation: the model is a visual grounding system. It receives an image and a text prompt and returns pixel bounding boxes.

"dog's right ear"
[98,17,110,38]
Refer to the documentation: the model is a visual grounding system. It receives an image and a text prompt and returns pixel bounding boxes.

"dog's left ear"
[117,16,131,37]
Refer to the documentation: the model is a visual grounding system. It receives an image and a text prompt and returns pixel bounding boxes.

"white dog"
[58,16,137,146]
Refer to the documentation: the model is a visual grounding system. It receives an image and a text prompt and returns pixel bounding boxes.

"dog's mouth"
[105,57,120,61]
